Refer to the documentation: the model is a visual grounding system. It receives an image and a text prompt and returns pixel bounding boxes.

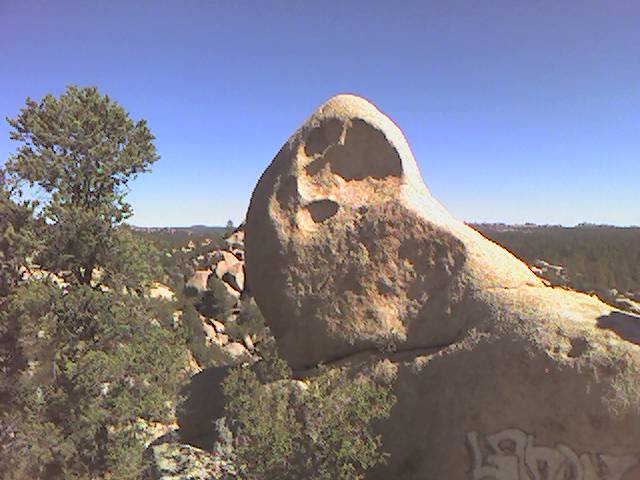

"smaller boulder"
[148,282,176,301]
[242,334,254,351]
[201,322,217,345]
[212,319,225,334]
[222,263,244,293]
[225,228,245,250]
[186,270,210,293]
[224,342,249,360]
[214,251,241,279]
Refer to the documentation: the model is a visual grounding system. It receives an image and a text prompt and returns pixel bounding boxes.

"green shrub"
[181,301,231,367]
[0,85,186,480]
[198,275,235,318]
[225,298,267,342]
[149,297,178,329]
[222,355,395,480]
[0,281,185,479]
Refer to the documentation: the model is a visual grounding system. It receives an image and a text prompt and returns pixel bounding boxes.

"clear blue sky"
[1,1,638,226]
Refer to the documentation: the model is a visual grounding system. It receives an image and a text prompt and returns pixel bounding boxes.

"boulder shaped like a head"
[244,94,640,479]
[244,94,542,370]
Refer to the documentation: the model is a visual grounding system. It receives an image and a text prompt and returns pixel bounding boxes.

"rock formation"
[245,94,640,479]
[185,270,210,293]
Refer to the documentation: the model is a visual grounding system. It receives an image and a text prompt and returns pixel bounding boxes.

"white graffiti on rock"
[467,429,638,480]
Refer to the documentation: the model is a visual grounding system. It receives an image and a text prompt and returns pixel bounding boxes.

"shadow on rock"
[176,365,230,449]
[597,311,640,345]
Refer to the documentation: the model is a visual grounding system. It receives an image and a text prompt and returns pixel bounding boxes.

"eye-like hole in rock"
[306,199,340,223]
[305,118,402,180]
[304,118,344,157]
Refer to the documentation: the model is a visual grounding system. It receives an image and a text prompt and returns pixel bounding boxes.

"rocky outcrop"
[245,94,640,479]
[176,366,229,448]
[145,430,236,480]
[221,263,244,293]
[183,226,246,302]
[222,341,249,360]
[186,270,210,293]
[149,282,177,301]
[213,251,241,280]
[178,224,261,369]
[224,227,244,251]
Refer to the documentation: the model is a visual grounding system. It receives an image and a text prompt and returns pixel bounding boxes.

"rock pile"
[530,258,568,285]
[145,429,237,480]
[182,225,258,367]
[186,234,245,301]
[245,95,640,480]
[147,226,261,479]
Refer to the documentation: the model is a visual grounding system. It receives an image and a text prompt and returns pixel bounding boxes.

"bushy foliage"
[0,281,185,479]
[0,86,186,479]
[181,301,231,367]
[99,225,163,292]
[0,186,37,298]
[5,85,158,207]
[3,85,159,286]
[222,354,395,480]
[198,275,236,318]
[225,298,267,342]
[0,187,38,395]
[223,367,300,478]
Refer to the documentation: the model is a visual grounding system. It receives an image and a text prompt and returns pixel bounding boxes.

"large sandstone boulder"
[246,94,546,369]
[245,94,640,479]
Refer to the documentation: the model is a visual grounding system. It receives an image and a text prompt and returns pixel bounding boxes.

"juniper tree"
[0,86,185,479]
[3,85,159,287]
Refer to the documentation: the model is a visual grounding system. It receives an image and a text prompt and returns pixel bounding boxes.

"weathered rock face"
[245,94,640,479]
[246,94,544,369]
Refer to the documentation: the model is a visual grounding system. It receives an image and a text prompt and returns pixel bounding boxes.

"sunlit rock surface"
[245,94,640,479]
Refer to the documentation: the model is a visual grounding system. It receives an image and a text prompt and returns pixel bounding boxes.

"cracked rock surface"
[245,94,640,479]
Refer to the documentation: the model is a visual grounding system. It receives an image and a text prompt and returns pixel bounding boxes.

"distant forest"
[136,223,640,299]
[133,225,228,251]
[473,224,640,298]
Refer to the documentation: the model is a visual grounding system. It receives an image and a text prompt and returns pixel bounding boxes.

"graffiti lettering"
[467,429,638,480]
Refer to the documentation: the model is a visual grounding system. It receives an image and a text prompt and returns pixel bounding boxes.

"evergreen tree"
[0,86,185,479]
[0,181,37,298]
[3,85,159,287]
[225,219,235,237]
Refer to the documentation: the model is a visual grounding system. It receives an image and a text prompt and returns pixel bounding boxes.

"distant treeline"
[132,225,228,251]
[473,224,640,297]
[136,223,640,298]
